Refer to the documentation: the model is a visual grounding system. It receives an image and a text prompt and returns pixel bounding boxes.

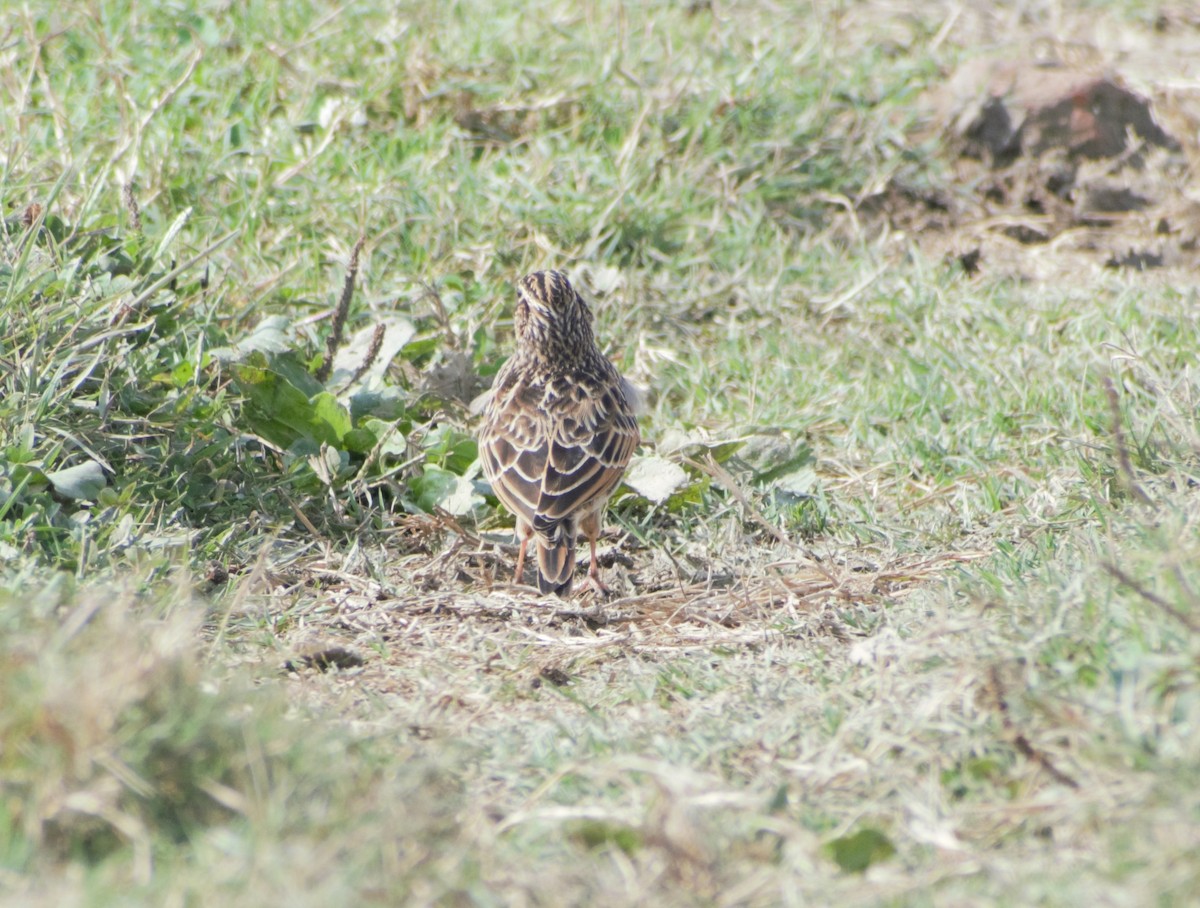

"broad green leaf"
[329,317,415,388]
[153,206,192,262]
[826,827,895,873]
[265,350,326,397]
[6,424,38,464]
[152,360,197,388]
[363,419,407,457]
[310,392,353,441]
[232,362,314,449]
[400,335,439,361]
[773,465,819,496]
[285,438,322,458]
[568,820,642,855]
[341,427,379,455]
[441,475,486,516]
[233,359,354,450]
[422,426,478,474]
[657,429,747,464]
[750,442,816,485]
[209,316,293,362]
[45,460,108,501]
[409,467,485,516]
[9,463,49,489]
[624,454,689,503]
[664,474,709,510]
[348,386,407,421]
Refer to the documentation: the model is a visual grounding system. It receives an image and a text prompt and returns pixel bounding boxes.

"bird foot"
[584,566,613,598]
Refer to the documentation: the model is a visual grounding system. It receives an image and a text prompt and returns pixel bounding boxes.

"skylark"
[479,270,640,595]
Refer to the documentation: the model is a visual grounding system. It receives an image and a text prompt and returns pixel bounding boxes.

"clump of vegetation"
[0,191,493,577]
[0,581,476,900]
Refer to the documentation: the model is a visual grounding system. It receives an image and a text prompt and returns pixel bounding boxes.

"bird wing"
[480,385,547,526]
[531,379,640,534]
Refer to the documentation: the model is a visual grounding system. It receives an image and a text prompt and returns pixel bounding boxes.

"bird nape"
[478,270,640,596]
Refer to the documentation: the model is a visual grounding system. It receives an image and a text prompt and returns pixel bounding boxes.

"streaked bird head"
[514,270,595,362]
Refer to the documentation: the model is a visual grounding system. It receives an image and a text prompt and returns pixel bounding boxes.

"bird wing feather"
[532,383,639,531]
[480,391,545,525]
[483,371,639,533]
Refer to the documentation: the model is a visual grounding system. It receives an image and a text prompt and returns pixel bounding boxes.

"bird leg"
[580,511,611,595]
[513,534,530,585]
[585,536,611,595]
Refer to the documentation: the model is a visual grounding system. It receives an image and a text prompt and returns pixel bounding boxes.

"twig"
[987,666,1080,789]
[121,228,239,313]
[1103,563,1199,633]
[688,453,839,587]
[108,47,204,171]
[316,236,364,382]
[272,103,343,187]
[122,182,142,235]
[689,454,791,547]
[1103,376,1151,505]
[1010,734,1080,789]
[348,322,386,386]
[282,491,324,539]
[421,280,460,351]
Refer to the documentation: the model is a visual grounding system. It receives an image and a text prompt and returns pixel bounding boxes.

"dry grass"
[269,544,988,672]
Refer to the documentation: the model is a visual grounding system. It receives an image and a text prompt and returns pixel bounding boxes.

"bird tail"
[535,530,575,596]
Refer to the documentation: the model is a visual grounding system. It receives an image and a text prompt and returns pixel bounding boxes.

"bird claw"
[584,565,613,598]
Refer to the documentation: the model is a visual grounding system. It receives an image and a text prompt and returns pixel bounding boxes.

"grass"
[2,0,1199,904]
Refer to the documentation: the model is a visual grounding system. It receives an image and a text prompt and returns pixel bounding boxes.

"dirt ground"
[854,2,1200,285]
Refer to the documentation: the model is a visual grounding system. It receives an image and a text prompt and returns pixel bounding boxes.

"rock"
[943,60,1179,165]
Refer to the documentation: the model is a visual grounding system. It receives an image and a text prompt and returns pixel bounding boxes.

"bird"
[479,270,640,596]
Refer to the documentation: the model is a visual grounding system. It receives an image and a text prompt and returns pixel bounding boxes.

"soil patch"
[865,12,1200,283]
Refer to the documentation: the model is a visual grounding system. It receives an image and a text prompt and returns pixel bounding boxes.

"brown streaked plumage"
[479,270,640,596]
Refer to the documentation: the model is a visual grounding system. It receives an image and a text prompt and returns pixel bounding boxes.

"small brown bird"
[479,270,640,595]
